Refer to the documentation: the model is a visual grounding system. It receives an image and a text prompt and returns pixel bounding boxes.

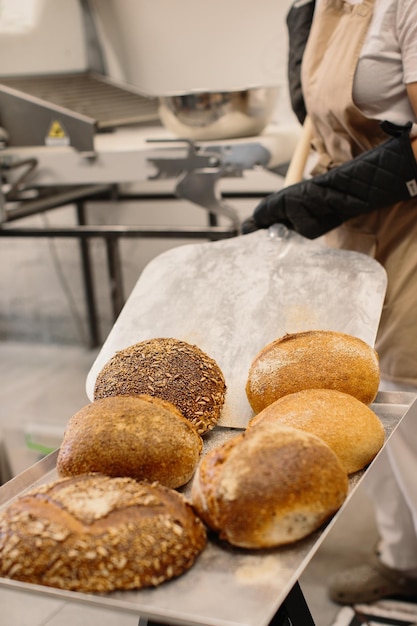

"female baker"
[243,0,417,605]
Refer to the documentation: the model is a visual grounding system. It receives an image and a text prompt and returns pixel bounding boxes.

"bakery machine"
[0,0,300,345]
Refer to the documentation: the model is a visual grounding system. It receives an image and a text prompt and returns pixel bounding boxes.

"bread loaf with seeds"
[94,337,227,435]
[0,474,206,592]
[56,395,203,489]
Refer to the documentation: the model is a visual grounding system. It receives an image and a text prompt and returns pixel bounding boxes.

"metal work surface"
[0,392,414,626]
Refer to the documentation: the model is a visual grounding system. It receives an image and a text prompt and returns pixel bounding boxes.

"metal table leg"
[270,582,316,626]
[137,581,316,626]
[75,201,101,348]
[105,235,125,321]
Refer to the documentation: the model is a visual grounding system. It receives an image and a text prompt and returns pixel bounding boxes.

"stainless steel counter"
[0,391,414,626]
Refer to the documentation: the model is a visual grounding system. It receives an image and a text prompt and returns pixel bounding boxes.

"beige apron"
[300,0,417,385]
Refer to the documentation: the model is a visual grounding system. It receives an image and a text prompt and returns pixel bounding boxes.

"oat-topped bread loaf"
[248,389,385,474]
[246,330,380,413]
[57,395,203,489]
[94,337,226,435]
[191,421,348,549]
[0,474,206,592]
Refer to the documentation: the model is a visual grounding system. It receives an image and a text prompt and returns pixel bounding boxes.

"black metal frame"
[0,186,241,347]
[137,582,316,626]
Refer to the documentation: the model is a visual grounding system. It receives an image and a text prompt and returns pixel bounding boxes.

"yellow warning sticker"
[45,120,70,146]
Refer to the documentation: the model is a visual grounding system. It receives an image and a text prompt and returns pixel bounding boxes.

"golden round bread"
[191,421,348,548]
[248,389,385,474]
[94,337,226,435]
[245,330,380,413]
[0,474,206,592]
[56,395,203,489]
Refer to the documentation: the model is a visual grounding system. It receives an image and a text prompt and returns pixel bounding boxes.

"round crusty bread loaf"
[246,330,380,413]
[94,337,227,435]
[248,389,385,474]
[0,474,206,592]
[191,421,348,548]
[56,395,203,489]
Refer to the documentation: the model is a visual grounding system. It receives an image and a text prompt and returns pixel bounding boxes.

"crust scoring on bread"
[0,474,206,592]
[246,330,380,413]
[191,422,348,548]
[248,389,385,474]
[94,338,226,435]
[57,395,203,488]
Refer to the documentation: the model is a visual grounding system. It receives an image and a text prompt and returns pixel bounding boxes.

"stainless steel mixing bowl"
[158,87,279,140]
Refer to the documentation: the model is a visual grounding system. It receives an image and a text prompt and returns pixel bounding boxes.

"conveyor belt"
[0,72,160,128]
[0,72,162,151]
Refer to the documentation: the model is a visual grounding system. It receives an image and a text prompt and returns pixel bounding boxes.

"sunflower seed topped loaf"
[245,330,380,413]
[248,389,385,474]
[94,338,227,435]
[56,395,203,489]
[191,421,349,549]
[0,474,207,593]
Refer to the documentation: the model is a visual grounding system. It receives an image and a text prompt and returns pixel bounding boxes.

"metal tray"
[0,391,414,626]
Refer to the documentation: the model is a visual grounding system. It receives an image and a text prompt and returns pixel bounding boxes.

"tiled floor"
[0,587,140,626]
[0,340,395,626]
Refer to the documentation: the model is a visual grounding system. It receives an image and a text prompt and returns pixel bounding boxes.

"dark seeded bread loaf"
[94,337,227,435]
